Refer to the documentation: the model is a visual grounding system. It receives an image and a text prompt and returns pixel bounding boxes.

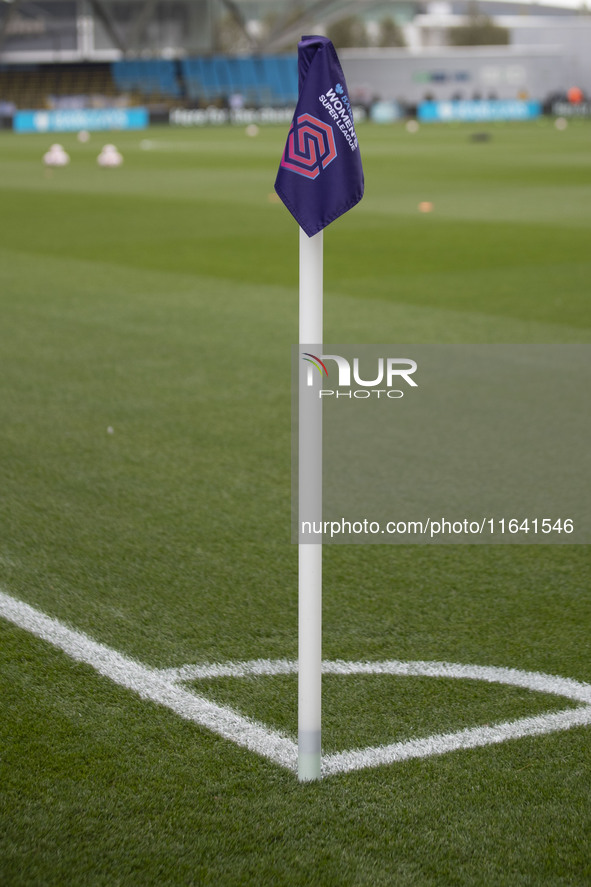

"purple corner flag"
[274,36,364,237]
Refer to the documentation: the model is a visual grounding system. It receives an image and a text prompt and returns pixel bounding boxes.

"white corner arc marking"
[2,589,591,777]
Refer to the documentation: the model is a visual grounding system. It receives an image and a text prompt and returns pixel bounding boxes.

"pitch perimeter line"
[0,589,298,771]
[2,589,591,777]
[322,706,591,775]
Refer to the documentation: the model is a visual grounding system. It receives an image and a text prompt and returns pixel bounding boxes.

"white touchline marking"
[0,590,297,772]
[322,707,591,776]
[2,588,591,777]
[158,658,299,682]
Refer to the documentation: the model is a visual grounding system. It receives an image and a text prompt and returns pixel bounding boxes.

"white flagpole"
[298,225,323,782]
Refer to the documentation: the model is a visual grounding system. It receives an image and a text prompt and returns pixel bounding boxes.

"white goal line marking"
[0,590,297,771]
[2,588,591,777]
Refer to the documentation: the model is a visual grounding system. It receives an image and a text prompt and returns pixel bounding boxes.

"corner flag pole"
[298,226,323,782]
[274,34,363,783]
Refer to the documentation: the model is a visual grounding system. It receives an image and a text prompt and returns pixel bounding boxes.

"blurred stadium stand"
[180,56,297,106]
[0,62,117,110]
[112,59,181,98]
[0,0,588,117]
[0,55,298,112]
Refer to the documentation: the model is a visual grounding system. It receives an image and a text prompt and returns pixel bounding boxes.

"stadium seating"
[111,59,181,99]
[0,55,297,112]
[180,55,297,106]
[0,63,117,110]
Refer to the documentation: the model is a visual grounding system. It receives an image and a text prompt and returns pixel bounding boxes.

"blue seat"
[177,54,298,106]
[111,59,180,98]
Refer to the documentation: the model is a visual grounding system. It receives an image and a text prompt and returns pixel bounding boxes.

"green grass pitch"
[0,118,590,885]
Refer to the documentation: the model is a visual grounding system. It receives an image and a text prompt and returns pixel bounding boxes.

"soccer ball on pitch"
[97,144,123,167]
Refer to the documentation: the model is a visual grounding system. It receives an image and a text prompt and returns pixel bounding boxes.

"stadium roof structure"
[0,0,587,61]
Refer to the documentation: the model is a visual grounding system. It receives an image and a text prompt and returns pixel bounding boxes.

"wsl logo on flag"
[275,36,364,237]
[280,114,337,180]
[318,83,359,152]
